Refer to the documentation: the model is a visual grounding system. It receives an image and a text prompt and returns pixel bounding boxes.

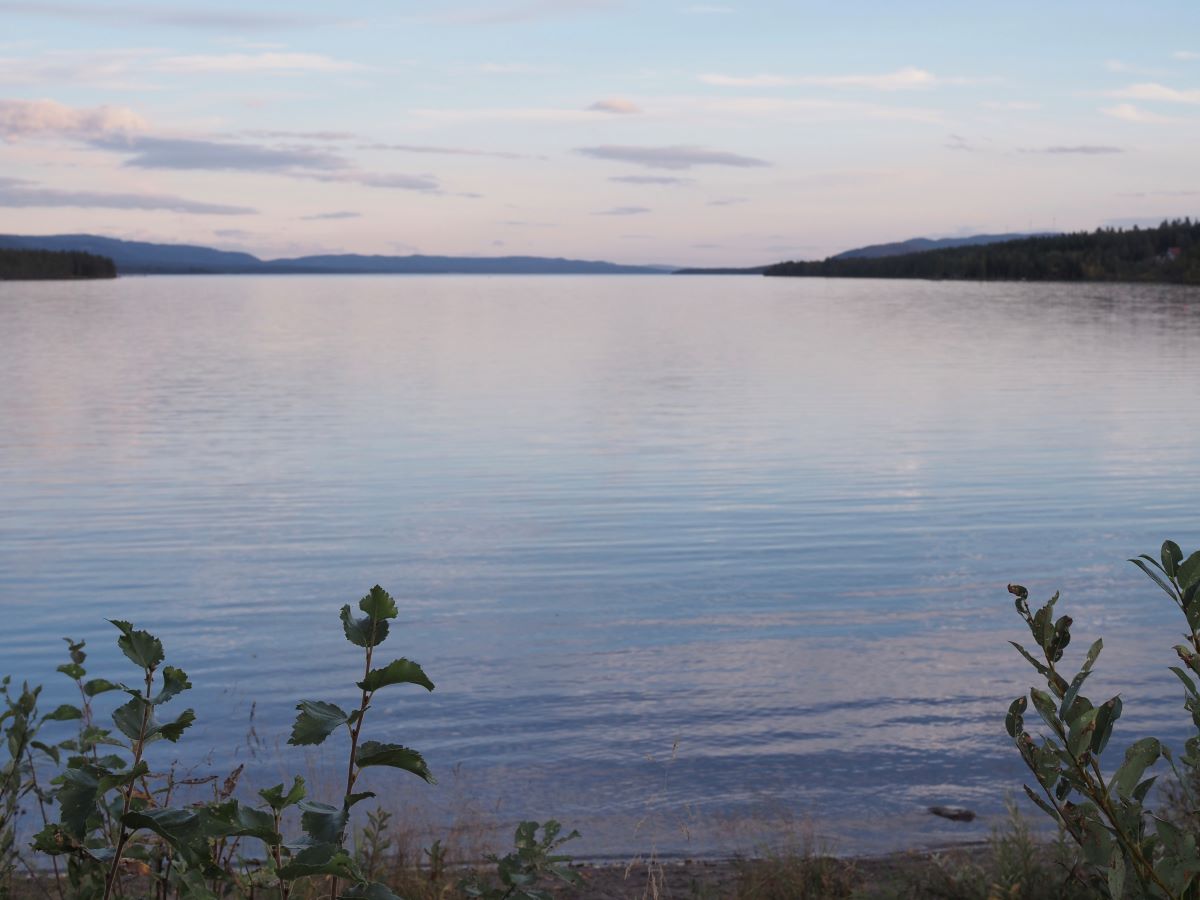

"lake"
[1,274,1198,858]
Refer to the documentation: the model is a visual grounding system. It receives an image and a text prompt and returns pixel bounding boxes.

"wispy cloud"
[97,135,348,172]
[707,197,747,206]
[981,100,1041,110]
[1104,59,1165,76]
[577,144,770,170]
[1112,82,1200,103]
[1173,51,1199,61]
[361,142,538,160]
[1020,145,1125,154]
[411,106,597,123]
[0,98,145,140]
[155,52,363,75]
[476,62,552,74]
[682,5,734,12]
[945,133,977,152]
[1101,103,1179,123]
[609,175,694,185]
[0,1,331,29]
[435,0,616,25]
[593,205,652,215]
[244,130,357,141]
[698,66,939,91]
[0,176,255,214]
[300,211,361,220]
[588,98,642,114]
[89,133,442,192]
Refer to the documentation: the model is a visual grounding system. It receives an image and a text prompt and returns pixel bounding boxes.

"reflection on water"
[1,275,1199,855]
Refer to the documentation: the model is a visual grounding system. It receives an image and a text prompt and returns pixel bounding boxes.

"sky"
[1,0,1199,266]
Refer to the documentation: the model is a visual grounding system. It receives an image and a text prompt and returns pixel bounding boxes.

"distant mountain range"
[830,232,1058,260]
[676,232,1058,274]
[0,234,669,275]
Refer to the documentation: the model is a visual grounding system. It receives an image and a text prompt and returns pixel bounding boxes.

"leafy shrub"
[1006,540,1200,898]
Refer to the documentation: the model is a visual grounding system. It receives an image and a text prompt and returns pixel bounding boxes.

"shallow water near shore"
[1,274,1199,857]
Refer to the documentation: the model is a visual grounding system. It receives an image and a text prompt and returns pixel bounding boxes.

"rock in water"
[928,806,976,822]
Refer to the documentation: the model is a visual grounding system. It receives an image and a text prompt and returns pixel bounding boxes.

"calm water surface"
[1,275,1198,856]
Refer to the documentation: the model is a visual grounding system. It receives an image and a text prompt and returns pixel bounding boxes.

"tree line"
[764,219,1200,284]
[0,248,117,280]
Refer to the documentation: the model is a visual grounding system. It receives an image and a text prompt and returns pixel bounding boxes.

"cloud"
[300,211,361,220]
[609,175,694,185]
[0,1,330,29]
[92,133,443,192]
[594,206,652,215]
[698,66,938,91]
[1101,103,1179,123]
[1112,82,1200,104]
[707,197,747,206]
[0,49,161,89]
[945,133,976,152]
[311,172,441,191]
[0,176,255,214]
[244,130,357,141]
[362,142,536,160]
[435,0,616,25]
[477,62,552,74]
[0,98,145,140]
[699,73,792,87]
[155,52,362,74]
[981,100,1041,110]
[213,228,253,238]
[682,5,734,12]
[1020,145,1124,155]
[411,106,597,123]
[588,98,642,114]
[98,135,348,171]
[1104,59,1164,76]
[1172,51,1199,61]
[577,144,770,170]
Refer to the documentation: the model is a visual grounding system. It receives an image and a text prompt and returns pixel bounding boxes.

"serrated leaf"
[202,800,281,844]
[358,586,399,621]
[108,619,164,671]
[1112,737,1160,799]
[56,663,86,680]
[357,658,435,694]
[113,697,195,743]
[355,741,436,783]
[123,807,212,868]
[260,776,306,811]
[43,704,83,722]
[299,800,348,844]
[288,700,349,746]
[277,843,360,881]
[346,791,376,808]
[31,740,60,764]
[340,605,389,649]
[83,678,121,697]
[151,666,191,705]
[56,766,101,839]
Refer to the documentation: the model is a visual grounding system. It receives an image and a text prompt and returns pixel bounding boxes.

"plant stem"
[331,622,378,900]
[102,668,154,900]
[24,747,64,900]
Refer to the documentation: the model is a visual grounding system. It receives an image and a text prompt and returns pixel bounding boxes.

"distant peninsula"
[764,220,1200,284]
[0,248,117,281]
[0,234,670,276]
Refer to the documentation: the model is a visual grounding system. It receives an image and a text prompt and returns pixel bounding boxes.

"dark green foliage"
[460,820,582,900]
[766,218,1200,284]
[1006,540,1200,898]
[0,249,116,280]
[0,585,477,900]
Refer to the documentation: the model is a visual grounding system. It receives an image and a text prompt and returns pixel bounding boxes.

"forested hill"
[0,248,117,281]
[764,220,1200,284]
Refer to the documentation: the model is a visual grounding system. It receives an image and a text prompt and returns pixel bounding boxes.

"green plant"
[1005,540,1200,899]
[16,585,438,900]
[460,820,581,900]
